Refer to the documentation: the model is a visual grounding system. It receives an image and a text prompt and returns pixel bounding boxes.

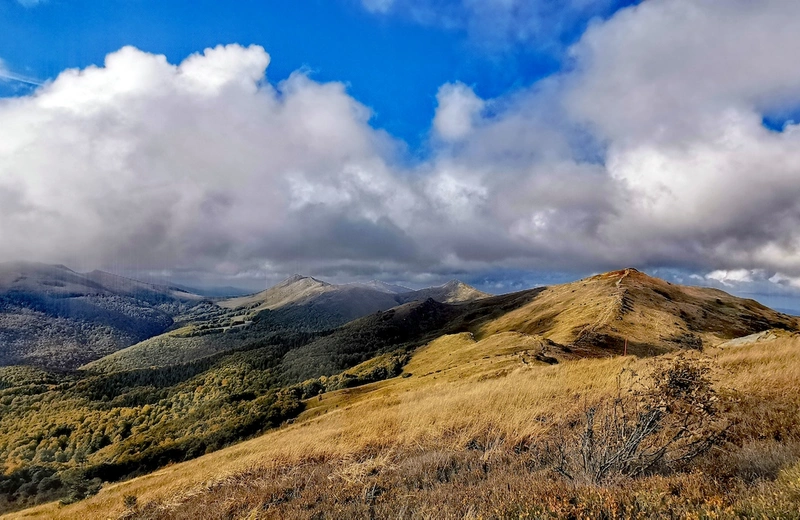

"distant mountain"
[85,276,490,373]
[220,275,334,311]
[221,275,488,316]
[0,263,200,302]
[217,275,488,330]
[0,262,203,369]
[398,280,490,304]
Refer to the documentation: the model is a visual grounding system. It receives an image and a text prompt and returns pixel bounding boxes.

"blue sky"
[2,0,800,311]
[0,0,634,150]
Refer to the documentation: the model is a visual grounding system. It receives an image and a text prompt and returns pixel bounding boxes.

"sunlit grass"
[8,331,800,519]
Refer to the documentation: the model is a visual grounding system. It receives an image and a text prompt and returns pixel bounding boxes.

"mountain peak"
[441,279,467,288]
[397,279,489,304]
[588,267,654,284]
[282,274,330,287]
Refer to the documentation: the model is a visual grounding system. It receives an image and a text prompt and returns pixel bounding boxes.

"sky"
[2,0,800,310]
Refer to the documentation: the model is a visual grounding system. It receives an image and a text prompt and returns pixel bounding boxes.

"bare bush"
[550,356,724,484]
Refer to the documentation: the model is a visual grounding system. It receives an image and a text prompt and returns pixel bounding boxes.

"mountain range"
[0,264,489,371]
[1,265,799,517]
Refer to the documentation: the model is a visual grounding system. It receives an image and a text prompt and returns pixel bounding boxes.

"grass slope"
[11,331,800,519]
[480,268,797,356]
[0,292,540,513]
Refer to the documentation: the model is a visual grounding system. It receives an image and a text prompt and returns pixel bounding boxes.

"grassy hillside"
[480,268,797,355]
[3,269,799,518]
[10,330,800,519]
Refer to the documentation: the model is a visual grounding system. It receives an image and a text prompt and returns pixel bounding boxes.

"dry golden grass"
[479,268,798,356]
[8,329,800,519]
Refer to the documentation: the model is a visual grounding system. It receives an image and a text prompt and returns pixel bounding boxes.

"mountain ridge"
[6,269,800,518]
[219,274,489,313]
[82,276,492,373]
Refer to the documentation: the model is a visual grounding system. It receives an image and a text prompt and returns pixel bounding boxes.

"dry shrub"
[549,355,725,484]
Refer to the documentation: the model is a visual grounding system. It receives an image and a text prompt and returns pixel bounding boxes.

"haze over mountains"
[0,263,202,369]
[0,263,489,371]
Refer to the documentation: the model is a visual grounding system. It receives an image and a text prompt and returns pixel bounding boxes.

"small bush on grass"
[549,355,725,484]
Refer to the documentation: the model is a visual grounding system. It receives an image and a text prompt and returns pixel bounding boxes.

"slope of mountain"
[12,276,800,519]
[479,268,798,356]
[219,275,333,311]
[0,290,541,514]
[0,263,204,370]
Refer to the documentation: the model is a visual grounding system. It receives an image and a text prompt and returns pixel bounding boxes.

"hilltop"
[480,268,797,356]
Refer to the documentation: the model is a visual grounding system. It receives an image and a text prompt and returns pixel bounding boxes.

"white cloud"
[6,0,800,287]
[567,0,800,144]
[769,273,800,290]
[555,0,800,275]
[0,45,406,275]
[706,269,758,286]
[432,82,485,141]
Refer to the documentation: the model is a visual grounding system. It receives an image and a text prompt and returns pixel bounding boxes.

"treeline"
[0,353,305,513]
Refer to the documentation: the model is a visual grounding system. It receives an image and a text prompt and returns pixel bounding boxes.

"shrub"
[549,355,724,484]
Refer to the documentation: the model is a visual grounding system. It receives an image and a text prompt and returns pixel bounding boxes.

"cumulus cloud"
[706,269,759,287]
[0,45,410,276]
[4,0,800,289]
[560,0,800,275]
